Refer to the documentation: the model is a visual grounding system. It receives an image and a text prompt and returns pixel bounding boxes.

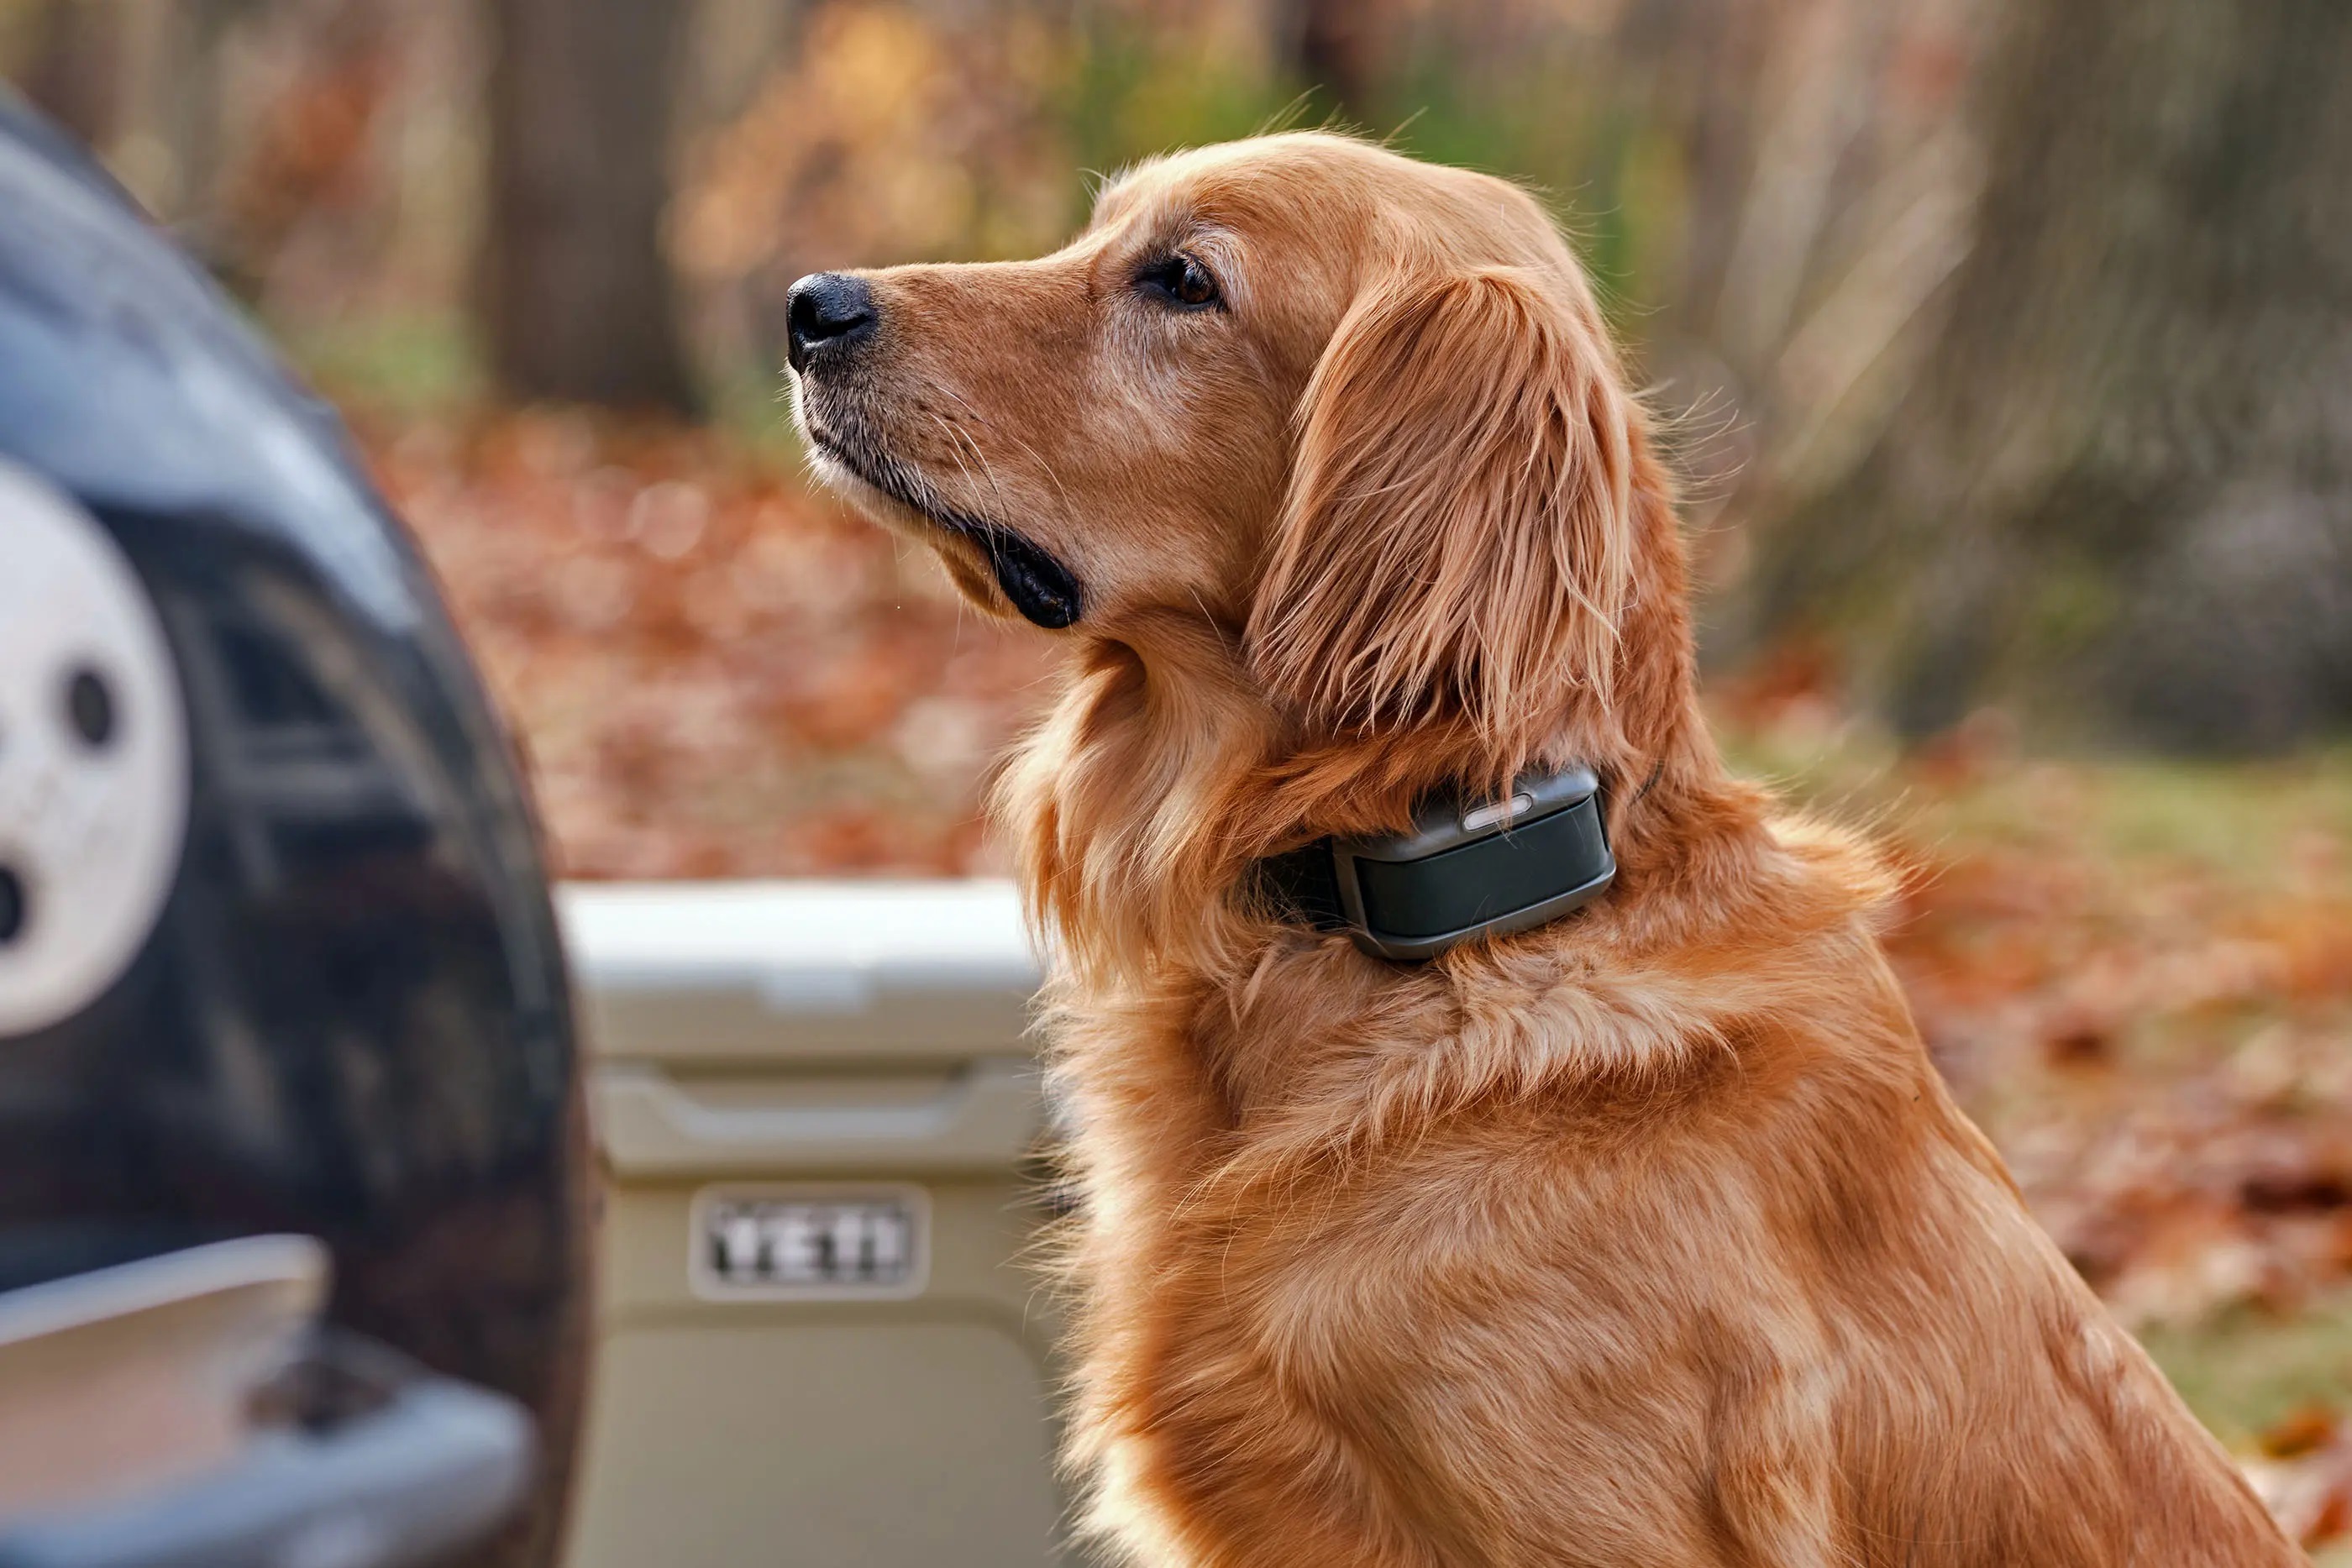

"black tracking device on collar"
[1254,764,1616,961]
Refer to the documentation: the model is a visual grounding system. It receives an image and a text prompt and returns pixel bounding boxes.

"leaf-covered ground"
[372,410,1059,879]
[377,410,2352,1551]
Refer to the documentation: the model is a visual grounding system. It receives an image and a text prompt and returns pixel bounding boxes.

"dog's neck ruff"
[1251,763,1616,962]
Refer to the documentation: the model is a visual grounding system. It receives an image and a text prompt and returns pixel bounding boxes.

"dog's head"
[791,133,1671,779]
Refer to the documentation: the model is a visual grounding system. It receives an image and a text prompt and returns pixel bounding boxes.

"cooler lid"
[557,881,1042,1065]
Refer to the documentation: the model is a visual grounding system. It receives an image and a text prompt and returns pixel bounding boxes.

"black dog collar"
[1252,764,1616,961]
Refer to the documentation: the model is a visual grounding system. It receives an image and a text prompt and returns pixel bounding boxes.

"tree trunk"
[1738,0,2352,750]
[1282,0,1388,124]
[483,0,697,413]
[21,0,127,151]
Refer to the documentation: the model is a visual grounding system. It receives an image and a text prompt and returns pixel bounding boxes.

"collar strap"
[1251,764,1616,962]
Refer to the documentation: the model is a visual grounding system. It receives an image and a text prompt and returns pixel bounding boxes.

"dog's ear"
[1247,265,1636,768]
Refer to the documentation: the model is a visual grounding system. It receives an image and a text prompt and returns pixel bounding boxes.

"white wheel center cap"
[0,459,191,1036]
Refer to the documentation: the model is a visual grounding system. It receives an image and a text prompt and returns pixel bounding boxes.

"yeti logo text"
[693,1190,927,1299]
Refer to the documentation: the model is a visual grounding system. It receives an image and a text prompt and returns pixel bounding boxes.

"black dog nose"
[786,272,876,372]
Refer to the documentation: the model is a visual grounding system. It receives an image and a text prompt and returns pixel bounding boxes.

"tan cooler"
[556,881,1072,1568]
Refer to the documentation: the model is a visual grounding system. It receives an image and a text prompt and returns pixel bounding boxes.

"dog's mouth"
[803,420,1084,630]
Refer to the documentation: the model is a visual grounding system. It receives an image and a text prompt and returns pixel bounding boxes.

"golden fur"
[793,133,2301,1566]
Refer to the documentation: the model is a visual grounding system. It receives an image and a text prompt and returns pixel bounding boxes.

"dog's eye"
[1136,254,1221,311]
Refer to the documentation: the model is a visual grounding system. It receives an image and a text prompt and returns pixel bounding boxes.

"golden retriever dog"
[787,133,2300,1567]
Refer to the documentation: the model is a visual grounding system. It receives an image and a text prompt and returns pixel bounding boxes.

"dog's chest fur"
[1046,942,2302,1568]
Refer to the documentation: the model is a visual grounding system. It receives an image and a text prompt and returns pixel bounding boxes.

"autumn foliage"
[373,410,1058,880]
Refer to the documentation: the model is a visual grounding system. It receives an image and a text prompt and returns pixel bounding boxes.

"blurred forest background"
[7,0,2351,1545]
